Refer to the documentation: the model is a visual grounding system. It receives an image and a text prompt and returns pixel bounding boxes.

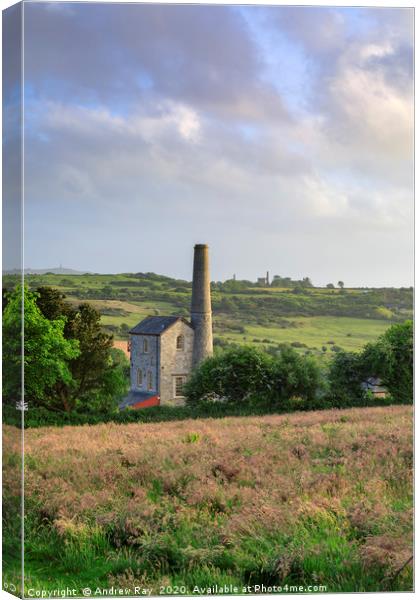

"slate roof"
[119,391,157,410]
[129,315,192,335]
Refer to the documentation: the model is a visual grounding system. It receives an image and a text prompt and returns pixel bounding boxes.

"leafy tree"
[77,348,129,414]
[338,281,344,289]
[3,287,11,312]
[363,320,413,403]
[36,286,76,332]
[326,283,335,289]
[327,351,367,407]
[184,345,321,408]
[270,347,321,405]
[65,303,121,403]
[2,286,80,409]
[35,289,129,412]
[184,346,274,405]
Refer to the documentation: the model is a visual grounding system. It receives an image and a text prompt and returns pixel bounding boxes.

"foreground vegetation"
[3,406,413,594]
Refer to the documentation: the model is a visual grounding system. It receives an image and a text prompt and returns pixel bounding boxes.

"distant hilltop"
[3,267,92,275]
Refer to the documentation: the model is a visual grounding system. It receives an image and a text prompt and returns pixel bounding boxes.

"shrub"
[184,346,322,409]
[270,348,322,408]
[326,321,413,408]
[363,321,413,403]
[327,351,368,407]
[184,346,274,406]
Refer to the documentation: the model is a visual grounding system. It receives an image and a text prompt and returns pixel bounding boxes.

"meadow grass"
[3,406,413,595]
[225,316,391,353]
[102,308,391,349]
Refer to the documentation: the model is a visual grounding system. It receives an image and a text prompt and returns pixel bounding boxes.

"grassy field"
[4,272,412,357]
[82,300,392,352]
[222,316,391,353]
[3,405,413,594]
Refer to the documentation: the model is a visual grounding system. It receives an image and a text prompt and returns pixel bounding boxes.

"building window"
[143,337,149,353]
[176,335,185,350]
[137,369,143,387]
[147,371,153,391]
[174,376,186,398]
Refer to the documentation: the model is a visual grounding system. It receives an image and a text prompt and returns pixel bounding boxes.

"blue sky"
[8,2,414,285]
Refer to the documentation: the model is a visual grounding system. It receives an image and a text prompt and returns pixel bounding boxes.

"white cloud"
[20,4,413,284]
[327,42,413,160]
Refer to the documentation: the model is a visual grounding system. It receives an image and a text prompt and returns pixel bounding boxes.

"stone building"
[120,244,213,409]
[257,271,270,286]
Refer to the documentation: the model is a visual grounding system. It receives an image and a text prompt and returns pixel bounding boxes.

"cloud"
[19,3,413,285]
[24,3,291,123]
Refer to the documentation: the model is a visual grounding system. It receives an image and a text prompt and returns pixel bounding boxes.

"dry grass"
[3,405,413,594]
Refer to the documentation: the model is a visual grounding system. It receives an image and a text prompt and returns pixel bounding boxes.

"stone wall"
[160,320,194,406]
[129,334,159,394]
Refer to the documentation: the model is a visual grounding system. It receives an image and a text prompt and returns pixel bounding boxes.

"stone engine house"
[121,244,213,409]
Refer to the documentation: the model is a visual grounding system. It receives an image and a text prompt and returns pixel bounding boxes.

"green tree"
[65,303,119,402]
[338,281,344,289]
[363,320,413,403]
[36,286,76,334]
[327,351,367,407]
[271,347,321,406]
[2,286,80,409]
[184,345,321,408]
[78,348,129,414]
[326,283,335,289]
[184,346,274,405]
[328,321,413,407]
[36,290,129,412]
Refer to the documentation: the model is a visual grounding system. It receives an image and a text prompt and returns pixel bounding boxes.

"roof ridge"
[129,314,192,335]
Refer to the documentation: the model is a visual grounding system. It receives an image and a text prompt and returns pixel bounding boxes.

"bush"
[184,346,274,405]
[270,348,323,409]
[363,320,413,403]
[184,346,322,409]
[327,351,368,407]
[326,321,413,408]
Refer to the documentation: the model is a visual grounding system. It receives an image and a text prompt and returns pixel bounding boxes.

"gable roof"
[129,315,192,335]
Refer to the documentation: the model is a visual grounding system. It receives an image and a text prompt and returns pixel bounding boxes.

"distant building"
[120,244,213,409]
[361,377,388,398]
[257,271,270,286]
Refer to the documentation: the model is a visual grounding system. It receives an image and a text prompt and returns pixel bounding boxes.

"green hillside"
[4,272,412,357]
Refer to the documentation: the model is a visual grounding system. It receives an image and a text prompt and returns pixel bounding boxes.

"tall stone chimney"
[191,244,213,367]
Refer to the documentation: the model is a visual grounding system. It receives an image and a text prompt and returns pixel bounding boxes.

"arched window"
[137,369,143,387]
[143,337,149,353]
[176,335,185,350]
[147,371,153,391]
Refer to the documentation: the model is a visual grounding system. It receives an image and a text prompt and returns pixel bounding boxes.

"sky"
[5,2,414,286]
